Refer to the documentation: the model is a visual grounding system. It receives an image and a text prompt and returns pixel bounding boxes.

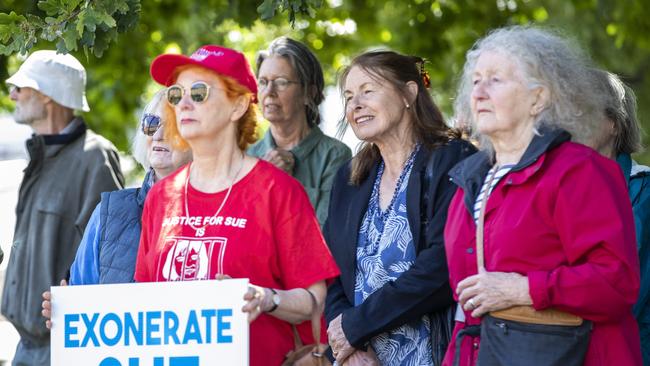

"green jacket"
[249,127,351,226]
[1,118,123,345]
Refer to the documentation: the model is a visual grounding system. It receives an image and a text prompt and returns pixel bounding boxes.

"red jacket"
[442,129,641,366]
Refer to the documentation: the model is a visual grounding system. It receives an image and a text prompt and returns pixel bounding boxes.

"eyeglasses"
[166,81,211,106]
[9,85,21,94]
[257,77,300,92]
[141,113,161,136]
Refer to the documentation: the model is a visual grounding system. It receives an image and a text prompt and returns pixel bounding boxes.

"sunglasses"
[141,113,161,136]
[166,81,211,106]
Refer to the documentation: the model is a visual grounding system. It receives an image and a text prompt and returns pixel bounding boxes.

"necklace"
[365,144,420,253]
[184,152,245,237]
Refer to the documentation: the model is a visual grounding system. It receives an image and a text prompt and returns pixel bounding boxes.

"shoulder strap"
[476,168,498,270]
[291,289,322,352]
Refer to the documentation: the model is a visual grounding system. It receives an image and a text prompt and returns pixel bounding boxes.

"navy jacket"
[324,139,476,348]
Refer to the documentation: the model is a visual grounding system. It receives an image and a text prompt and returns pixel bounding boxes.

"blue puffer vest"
[98,170,154,284]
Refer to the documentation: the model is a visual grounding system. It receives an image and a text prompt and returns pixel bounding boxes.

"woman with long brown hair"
[325,50,475,365]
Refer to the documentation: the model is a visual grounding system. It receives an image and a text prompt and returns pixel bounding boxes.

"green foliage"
[0,0,649,165]
[258,0,323,25]
[0,0,139,57]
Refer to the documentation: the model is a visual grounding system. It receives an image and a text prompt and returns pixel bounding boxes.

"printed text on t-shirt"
[162,216,248,229]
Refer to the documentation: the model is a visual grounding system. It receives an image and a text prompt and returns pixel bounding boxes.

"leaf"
[98,12,116,28]
[62,25,79,52]
[80,27,96,47]
[65,0,83,13]
[76,10,86,36]
[38,0,65,17]
[82,8,99,32]
[26,14,46,27]
[0,11,27,25]
[257,0,277,20]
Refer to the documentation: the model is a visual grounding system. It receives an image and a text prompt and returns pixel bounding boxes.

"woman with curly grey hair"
[248,37,351,226]
[443,26,641,365]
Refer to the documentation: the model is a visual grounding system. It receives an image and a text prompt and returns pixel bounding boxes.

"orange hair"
[164,65,259,151]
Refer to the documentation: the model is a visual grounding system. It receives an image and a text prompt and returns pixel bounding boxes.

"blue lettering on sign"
[169,356,200,366]
[99,357,120,366]
[124,312,143,346]
[63,308,234,348]
[200,309,216,343]
[81,313,100,347]
[99,313,123,346]
[217,309,232,343]
[182,311,202,344]
[64,314,79,347]
[99,356,200,366]
[163,311,180,345]
[146,311,162,345]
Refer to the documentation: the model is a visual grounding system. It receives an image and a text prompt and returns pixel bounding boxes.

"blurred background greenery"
[1,0,649,167]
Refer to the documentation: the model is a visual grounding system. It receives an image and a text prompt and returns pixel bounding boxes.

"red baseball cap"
[150,45,258,101]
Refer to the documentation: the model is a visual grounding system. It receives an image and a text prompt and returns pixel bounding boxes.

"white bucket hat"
[6,50,90,112]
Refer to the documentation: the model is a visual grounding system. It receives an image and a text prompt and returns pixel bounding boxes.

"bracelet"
[267,288,279,313]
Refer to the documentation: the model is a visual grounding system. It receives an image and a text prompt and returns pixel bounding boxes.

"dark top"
[324,138,476,348]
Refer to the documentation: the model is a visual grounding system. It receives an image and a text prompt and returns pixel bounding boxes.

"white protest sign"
[51,279,249,366]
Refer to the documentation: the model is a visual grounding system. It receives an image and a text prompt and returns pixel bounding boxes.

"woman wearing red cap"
[134,45,340,366]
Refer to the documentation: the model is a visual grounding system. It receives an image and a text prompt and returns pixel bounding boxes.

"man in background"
[1,50,123,365]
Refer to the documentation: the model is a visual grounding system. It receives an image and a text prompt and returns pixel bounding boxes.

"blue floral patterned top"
[354,146,432,366]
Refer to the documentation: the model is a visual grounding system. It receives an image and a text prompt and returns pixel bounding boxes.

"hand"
[457,267,532,318]
[263,148,295,174]
[242,285,273,323]
[42,279,68,329]
[215,273,232,280]
[342,348,379,366]
[328,314,355,364]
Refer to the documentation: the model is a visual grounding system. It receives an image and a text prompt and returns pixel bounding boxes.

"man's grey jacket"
[1,117,124,345]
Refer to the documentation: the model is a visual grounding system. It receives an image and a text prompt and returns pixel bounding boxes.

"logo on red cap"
[191,49,225,61]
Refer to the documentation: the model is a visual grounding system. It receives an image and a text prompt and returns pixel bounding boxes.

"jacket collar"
[41,117,87,147]
[260,126,323,159]
[137,169,156,206]
[291,127,323,161]
[24,118,87,176]
[449,126,570,212]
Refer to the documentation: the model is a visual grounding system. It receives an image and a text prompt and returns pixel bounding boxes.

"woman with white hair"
[443,26,641,365]
[41,89,192,289]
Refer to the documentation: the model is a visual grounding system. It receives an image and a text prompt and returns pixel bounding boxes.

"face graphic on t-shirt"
[159,237,227,281]
[162,240,209,280]
[175,245,200,278]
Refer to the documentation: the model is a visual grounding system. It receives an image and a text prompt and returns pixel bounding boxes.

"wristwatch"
[267,288,280,313]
